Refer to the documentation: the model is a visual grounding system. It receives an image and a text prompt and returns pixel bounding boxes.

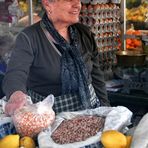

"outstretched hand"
[5,91,28,116]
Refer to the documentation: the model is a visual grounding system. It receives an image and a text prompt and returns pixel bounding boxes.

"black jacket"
[2,22,110,106]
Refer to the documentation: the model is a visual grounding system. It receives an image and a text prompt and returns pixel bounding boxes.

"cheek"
[53,6,80,23]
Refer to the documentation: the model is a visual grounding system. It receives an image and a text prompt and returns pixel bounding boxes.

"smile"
[70,11,80,15]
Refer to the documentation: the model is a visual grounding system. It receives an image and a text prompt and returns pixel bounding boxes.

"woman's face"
[46,0,81,26]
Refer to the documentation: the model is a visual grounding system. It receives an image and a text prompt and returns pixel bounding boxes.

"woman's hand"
[5,91,27,116]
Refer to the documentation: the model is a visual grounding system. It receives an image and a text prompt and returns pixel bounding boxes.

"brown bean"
[13,110,55,137]
[51,116,105,144]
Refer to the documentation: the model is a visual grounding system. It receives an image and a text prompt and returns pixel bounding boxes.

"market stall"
[0,0,148,147]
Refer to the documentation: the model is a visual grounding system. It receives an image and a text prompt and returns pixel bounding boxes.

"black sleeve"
[90,32,110,106]
[2,32,34,99]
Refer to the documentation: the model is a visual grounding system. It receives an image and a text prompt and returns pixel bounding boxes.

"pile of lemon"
[0,134,35,148]
[19,1,28,13]
[101,130,132,148]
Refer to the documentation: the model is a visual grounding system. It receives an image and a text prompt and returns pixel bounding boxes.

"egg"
[81,4,87,12]
[93,4,100,12]
[87,4,93,13]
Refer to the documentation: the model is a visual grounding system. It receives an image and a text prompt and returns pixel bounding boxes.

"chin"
[69,21,78,26]
[65,17,79,26]
[71,18,79,24]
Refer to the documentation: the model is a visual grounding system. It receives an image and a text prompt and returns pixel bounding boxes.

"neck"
[53,22,70,42]
[46,14,70,41]
[57,27,70,41]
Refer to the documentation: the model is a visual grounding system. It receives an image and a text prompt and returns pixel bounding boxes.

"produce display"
[126,30,142,50]
[126,1,148,30]
[18,0,42,14]
[51,115,105,144]
[18,0,28,13]
[0,102,133,147]
[126,2,148,22]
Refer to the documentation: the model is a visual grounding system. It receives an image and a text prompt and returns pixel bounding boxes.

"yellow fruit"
[0,134,20,148]
[126,135,132,148]
[101,130,127,148]
[20,136,36,148]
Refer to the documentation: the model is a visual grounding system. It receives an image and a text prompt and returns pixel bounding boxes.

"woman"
[2,0,110,116]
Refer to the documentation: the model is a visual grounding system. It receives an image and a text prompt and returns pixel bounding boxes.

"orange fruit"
[20,136,36,148]
[101,130,127,148]
[126,135,132,148]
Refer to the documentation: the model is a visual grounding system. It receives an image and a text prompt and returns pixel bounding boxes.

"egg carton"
[81,4,120,14]
[81,0,109,4]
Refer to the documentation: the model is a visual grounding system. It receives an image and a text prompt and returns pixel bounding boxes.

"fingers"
[5,102,17,116]
[5,91,27,116]
[9,91,27,102]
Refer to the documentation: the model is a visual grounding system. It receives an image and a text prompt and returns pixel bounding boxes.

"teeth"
[71,11,79,14]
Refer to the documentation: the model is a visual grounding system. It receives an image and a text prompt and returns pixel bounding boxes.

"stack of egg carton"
[80,0,121,75]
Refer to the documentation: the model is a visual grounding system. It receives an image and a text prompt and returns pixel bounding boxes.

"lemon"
[126,135,132,148]
[101,130,127,148]
[0,134,20,148]
[20,136,36,148]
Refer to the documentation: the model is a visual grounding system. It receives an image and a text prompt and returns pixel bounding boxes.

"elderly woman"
[2,0,110,116]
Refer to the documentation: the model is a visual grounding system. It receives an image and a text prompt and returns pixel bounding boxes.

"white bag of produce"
[131,112,148,148]
[12,95,55,138]
[38,106,132,148]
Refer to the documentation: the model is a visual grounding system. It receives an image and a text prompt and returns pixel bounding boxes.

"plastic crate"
[123,79,148,94]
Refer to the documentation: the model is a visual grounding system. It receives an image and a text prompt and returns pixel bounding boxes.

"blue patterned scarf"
[42,13,91,109]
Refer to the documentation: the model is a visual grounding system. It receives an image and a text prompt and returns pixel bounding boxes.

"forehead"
[48,0,80,3]
[48,0,65,2]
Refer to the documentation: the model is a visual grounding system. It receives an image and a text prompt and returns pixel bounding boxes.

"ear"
[42,0,51,10]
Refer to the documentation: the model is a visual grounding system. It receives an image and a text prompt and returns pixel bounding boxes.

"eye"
[64,0,73,2]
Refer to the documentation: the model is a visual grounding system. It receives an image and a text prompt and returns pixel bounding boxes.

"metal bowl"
[116,50,146,67]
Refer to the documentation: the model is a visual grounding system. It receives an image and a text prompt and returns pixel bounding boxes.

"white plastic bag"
[38,106,132,148]
[12,95,55,137]
[131,113,148,148]
[0,97,16,139]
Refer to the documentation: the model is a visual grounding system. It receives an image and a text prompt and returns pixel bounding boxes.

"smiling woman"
[42,0,82,40]
[3,0,110,116]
